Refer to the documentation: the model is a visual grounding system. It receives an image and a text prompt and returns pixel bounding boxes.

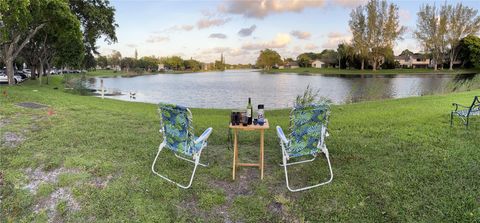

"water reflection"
[90,70,479,109]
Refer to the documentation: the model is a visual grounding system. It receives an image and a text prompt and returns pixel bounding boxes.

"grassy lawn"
[1,77,479,222]
[266,67,480,75]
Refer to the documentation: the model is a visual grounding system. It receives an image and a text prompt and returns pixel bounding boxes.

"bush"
[63,74,91,95]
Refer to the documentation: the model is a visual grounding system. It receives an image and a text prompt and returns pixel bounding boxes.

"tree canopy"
[256,49,282,70]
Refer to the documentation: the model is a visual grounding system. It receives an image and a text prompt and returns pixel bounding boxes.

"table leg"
[232,129,238,180]
[260,129,264,180]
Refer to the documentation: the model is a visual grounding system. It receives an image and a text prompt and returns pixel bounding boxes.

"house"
[394,54,430,68]
[311,59,326,68]
[157,64,165,71]
[286,62,299,69]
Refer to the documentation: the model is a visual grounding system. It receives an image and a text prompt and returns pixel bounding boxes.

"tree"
[68,0,118,69]
[296,53,315,67]
[96,55,108,68]
[319,49,338,67]
[36,0,84,85]
[444,3,480,70]
[458,35,480,68]
[399,49,414,57]
[337,43,356,69]
[185,59,201,71]
[350,0,405,71]
[163,56,184,70]
[120,57,136,72]
[414,4,448,70]
[349,5,369,70]
[109,50,121,70]
[138,56,158,71]
[256,49,282,70]
[0,0,46,85]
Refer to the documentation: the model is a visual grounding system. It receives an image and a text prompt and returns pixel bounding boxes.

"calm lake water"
[91,70,480,109]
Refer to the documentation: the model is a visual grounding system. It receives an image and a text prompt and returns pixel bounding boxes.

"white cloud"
[329,0,366,8]
[305,43,319,50]
[238,25,257,37]
[125,43,137,48]
[197,18,231,29]
[221,0,326,19]
[146,36,170,43]
[321,32,351,48]
[290,30,311,40]
[242,33,292,50]
[209,33,228,39]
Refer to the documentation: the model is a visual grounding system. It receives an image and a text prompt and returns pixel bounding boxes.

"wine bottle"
[247,98,253,125]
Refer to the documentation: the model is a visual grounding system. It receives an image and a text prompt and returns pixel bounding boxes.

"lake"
[91,70,480,109]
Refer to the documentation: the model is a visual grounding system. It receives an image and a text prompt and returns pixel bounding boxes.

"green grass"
[1,77,480,222]
[266,67,480,75]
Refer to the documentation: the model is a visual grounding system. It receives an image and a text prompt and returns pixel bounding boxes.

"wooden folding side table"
[229,119,269,180]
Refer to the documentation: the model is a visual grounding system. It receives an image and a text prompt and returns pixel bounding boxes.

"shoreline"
[264,68,480,76]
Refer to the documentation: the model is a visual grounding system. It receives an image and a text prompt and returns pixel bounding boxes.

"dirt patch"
[34,188,80,223]
[89,175,113,189]
[0,171,3,186]
[2,132,25,148]
[16,102,48,109]
[24,167,81,193]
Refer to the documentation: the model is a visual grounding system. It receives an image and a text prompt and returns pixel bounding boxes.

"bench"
[451,96,480,127]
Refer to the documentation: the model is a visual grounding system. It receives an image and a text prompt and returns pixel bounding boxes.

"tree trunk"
[372,60,377,71]
[6,58,15,85]
[361,59,365,70]
[449,51,454,70]
[39,62,44,85]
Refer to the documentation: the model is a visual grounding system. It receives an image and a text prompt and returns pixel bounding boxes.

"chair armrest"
[452,103,470,112]
[276,126,289,145]
[194,127,213,144]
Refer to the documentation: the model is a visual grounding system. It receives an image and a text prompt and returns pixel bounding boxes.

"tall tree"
[256,49,282,70]
[444,3,480,70]
[414,4,448,71]
[69,0,118,69]
[350,0,405,71]
[349,5,369,70]
[0,0,46,85]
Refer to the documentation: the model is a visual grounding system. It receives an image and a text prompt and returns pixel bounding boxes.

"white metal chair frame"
[151,107,213,189]
[276,121,333,192]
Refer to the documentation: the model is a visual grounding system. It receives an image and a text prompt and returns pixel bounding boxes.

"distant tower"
[134,49,138,60]
[220,53,224,64]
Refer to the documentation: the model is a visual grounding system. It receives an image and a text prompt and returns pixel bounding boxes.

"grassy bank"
[266,67,480,75]
[1,77,479,222]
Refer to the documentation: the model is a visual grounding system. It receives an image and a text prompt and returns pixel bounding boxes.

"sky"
[97,0,480,64]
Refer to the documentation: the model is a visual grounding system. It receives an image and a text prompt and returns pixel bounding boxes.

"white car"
[23,69,32,78]
[0,74,22,84]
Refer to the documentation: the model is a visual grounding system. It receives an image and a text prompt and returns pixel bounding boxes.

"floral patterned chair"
[151,103,213,189]
[276,103,333,192]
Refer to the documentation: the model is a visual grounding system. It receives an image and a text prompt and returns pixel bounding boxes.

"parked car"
[0,74,22,84]
[15,71,28,80]
[23,69,32,78]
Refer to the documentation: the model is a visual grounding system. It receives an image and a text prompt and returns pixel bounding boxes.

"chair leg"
[282,146,333,192]
[151,142,204,189]
[450,112,454,127]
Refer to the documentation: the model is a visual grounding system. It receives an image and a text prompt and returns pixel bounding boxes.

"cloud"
[146,35,170,43]
[399,9,411,21]
[221,0,326,19]
[238,25,257,37]
[305,43,319,50]
[330,0,366,8]
[242,33,291,50]
[209,33,228,39]
[321,32,351,48]
[125,43,137,48]
[197,17,231,29]
[170,24,194,31]
[290,30,311,40]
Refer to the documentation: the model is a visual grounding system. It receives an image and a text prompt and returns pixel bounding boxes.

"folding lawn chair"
[151,103,213,189]
[276,103,333,192]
